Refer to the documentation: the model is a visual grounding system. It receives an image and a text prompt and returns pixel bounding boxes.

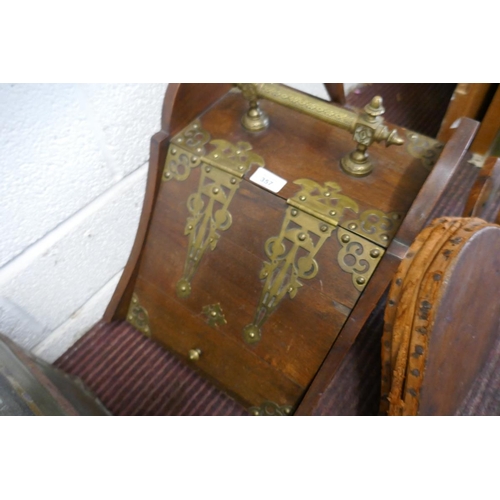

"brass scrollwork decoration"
[163,120,211,182]
[344,209,403,248]
[177,140,265,298]
[243,180,359,344]
[405,131,444,171]
[127,293,152,338]
[249,402,293,416]
[337,228,384,292]
[202,303,227,328]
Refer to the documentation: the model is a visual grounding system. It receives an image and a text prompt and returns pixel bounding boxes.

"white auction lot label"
[249,167,287,194]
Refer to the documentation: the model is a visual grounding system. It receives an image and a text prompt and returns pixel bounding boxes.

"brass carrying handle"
[235,83,404,177]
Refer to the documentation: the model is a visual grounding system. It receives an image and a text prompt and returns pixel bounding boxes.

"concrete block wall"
[0,83,354,364]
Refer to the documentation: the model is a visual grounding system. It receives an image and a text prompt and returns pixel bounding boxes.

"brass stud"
[329,210,337,216]
[356,277,366,285]
[205,166,211,173]
[236,150,241,155]
[325,192,331,197]
[176,138,183,143]
[291,209,298,216]
[213,187,220,195]
[165,172,172,179]
[191,156,198,163]
[341,234,351,243]
[249,331,256,339]
[213,154,219,158]
[210,311,217,318]
[348,223,357,230]
[370,249,381,258]
[196,147,202,153]
[288,287,294,293]
[188,225,193,230]
[299,195,307,201]
[298,233,307,241]
[230,178,237,185]
[128,315,133,321]
[171,148,177,155]
[193,124,199,129]
[381,234,389,242]
[320,224,328,233]
[238,165,245,171]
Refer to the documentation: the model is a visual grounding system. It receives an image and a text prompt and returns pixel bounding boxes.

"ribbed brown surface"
[55,321,247,416]
[346,83,457,138]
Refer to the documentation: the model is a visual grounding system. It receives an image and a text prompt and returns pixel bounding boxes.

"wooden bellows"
[381,217,500,416]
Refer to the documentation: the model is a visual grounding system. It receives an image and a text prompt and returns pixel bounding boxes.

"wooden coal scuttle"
[103,84,500,416]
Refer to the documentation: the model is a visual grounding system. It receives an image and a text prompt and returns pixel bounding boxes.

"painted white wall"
[0,83,353,363]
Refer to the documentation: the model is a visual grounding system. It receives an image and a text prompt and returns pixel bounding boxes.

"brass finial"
[364,96,386,118]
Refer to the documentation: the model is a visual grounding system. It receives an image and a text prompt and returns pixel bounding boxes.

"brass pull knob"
[188,348,202,361]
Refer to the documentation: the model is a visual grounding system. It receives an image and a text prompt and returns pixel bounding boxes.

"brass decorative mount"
[235,83,404,177]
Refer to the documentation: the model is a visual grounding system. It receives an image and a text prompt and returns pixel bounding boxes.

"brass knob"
[188,348,202,361]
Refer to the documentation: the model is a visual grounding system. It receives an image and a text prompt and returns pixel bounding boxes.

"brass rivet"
[196,148,202,153]
[205,166,211,173]
[213,154,219,158]
[325,192,331,197]
[370,249,381,258]
[144,327,149,333]
[171,148,177,155]
[191,156,198,163]
[249,332,256,339]
[252,409,260,416]
[165,172,171,179]
[193,124,199,129]
[291,209,298,216]
[230,178,237,184]
[128,315,133,321]
[381,234,389,241]
[329,210,337,216]
[188,225,193,230]
[213,187,220,195]
[180,285,187,291]
[298,233,306,241]
[210,311,217,317]
[356,277,366,285]
[263,272,268,278]
[320,225,328,232]
[239,165,245,171]
[299,196,307,201]
[288,287,294,293]
[236,150,241,155]
[341,234,350,243]
[177,138,183,143]
[348,223,357,230]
